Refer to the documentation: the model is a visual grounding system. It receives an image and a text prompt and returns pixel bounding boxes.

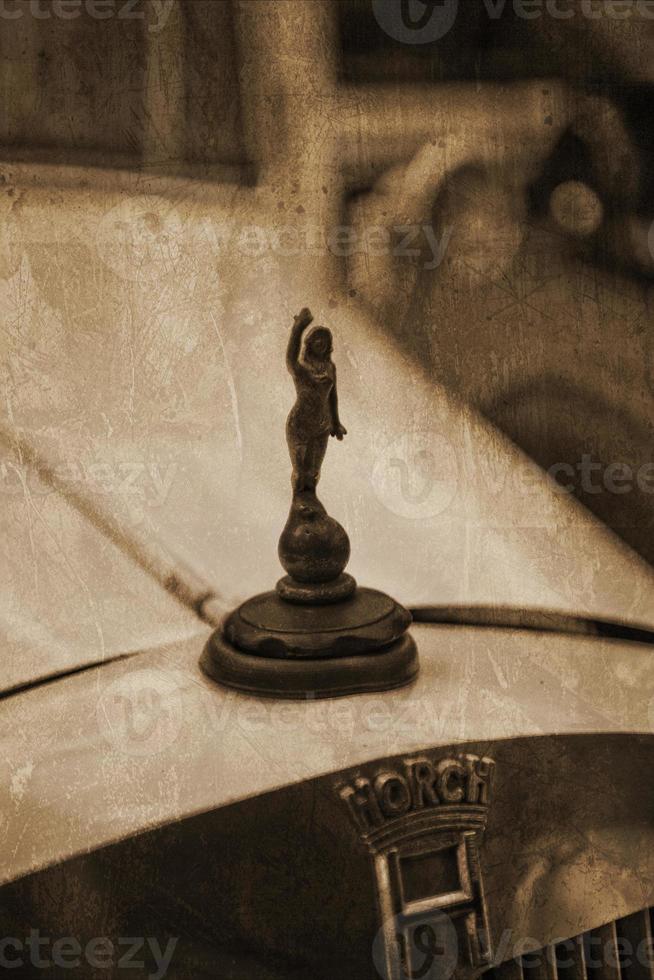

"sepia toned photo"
[0,1,653,977]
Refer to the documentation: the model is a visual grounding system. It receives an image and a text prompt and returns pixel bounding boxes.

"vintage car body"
[1,152,652,972]
[1,627,653,978]
[0,2,653,978]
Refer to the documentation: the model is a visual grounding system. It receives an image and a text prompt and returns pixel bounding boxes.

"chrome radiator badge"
[337,754,495,979]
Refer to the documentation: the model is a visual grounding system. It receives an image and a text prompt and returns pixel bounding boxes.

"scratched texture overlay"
[0,2,653,979]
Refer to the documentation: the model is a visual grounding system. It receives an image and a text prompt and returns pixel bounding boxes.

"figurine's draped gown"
[286,360,335,493]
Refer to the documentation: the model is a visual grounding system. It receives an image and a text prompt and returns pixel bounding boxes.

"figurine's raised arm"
[286,308,313,374]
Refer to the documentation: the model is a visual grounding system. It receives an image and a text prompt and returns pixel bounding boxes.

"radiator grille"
[487,910,654,980]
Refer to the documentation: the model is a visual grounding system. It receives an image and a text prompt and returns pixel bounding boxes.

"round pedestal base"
[200,631,418,700]
[223,587,412,659]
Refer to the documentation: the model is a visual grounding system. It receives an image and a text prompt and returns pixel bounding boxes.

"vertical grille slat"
[616,911,654,980]
[498,958,526,980]
[487,907,654,980]
[556,936,588,980]
[522,941,559,980]
[585,922,621,980]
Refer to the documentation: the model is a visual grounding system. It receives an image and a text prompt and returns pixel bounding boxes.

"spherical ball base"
[278,491,350,584]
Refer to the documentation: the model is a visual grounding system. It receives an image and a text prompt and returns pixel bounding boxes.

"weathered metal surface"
[2,621,654,890]
[2,730,653,979]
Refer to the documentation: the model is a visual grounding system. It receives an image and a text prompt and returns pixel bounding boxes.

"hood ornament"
[201,307,418,698]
